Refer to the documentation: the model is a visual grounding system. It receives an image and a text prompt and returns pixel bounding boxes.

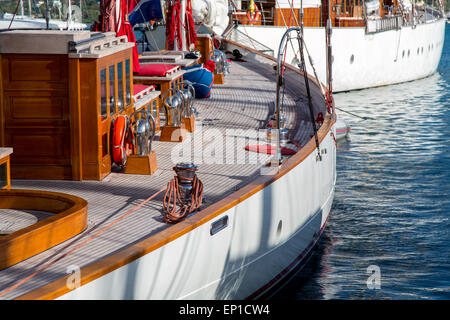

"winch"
[162,88,184,127]
[208,49,229,84]
[163,163,203,224]
[129,109,156,156]
[208,49,225,75]
[159,88,187,142]
[180,82,197,132]
[180,82,196,118]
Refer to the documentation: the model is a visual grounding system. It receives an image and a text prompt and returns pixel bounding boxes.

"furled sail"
[191,0,229,35]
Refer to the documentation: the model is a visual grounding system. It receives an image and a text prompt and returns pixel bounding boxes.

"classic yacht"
[182,0,446,92]
[0,0,336,299]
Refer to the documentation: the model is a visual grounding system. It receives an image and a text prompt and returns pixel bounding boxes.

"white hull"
[58,129,336,299]
[235,19,446,92]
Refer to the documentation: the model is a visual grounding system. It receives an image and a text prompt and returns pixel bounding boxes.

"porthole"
[421,47,424,54]
[407,49,410,57]
[350,54,354,64]
[417,48,419,55]
[402,50,405,58]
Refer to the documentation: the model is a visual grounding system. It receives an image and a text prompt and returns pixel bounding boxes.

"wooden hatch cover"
[0,189,88,270]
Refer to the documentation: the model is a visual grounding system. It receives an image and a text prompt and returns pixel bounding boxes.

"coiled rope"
[163,167,203,224]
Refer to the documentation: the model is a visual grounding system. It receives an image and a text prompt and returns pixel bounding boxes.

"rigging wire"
[334,106,372,120]
[7,0,22,30]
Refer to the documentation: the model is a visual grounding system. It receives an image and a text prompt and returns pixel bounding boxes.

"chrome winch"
[208,49,230,75]
[174,162,198,204]
[208,49,224,74]
[163,162,204,224]
[161,88,184,127]
[180,82,197,118]
[129,109,156,155]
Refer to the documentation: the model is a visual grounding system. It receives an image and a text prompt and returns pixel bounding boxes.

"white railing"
[366,15,403,34]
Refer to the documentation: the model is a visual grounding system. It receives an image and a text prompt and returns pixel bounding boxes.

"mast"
[28,0,31,17]
[326,0,333,110]
[180,0,186,51]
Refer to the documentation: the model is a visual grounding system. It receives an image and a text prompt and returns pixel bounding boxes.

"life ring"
[246,4,259,24]
[112,115,130,167]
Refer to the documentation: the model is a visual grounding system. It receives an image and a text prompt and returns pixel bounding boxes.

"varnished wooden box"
[0,31,135,181]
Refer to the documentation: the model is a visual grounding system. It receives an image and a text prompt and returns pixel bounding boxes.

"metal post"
[68,0,72,29]
[45,0,50,29]
[326,0,333,109]
[180,0,186,51]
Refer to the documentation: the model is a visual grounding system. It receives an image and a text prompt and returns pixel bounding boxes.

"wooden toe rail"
[0,189,88,270]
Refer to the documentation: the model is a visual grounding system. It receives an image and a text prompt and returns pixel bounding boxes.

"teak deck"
[0,55,327,299]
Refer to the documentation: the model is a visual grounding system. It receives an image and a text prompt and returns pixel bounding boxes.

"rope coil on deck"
[163,167,204,224]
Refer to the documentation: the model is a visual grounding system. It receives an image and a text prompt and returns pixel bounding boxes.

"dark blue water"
[271,24,450,300]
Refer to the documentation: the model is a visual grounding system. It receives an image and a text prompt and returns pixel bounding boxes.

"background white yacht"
[190,0,447,92]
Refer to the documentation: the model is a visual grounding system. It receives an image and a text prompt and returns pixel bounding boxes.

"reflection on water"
[271,25,450,300]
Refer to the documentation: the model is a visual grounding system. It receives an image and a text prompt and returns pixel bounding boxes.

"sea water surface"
[271,24,450,300]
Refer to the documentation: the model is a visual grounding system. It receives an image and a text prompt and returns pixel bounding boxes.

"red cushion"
[245,145,297,155]
[136,64,178,77]
[133,84,154,95]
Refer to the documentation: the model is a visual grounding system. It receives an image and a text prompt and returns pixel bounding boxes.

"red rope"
[166,0,182,50]
[326,82,333,114]
[331,131,338,149]
[184,0,197,49]
[195,21,203,32]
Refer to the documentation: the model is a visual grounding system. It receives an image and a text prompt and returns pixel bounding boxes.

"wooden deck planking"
[0,58,323,299]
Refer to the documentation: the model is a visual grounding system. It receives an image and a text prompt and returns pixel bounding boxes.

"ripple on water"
[271,25,450,300]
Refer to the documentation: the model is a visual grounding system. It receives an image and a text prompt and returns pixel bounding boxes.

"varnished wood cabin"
[0,30,162,181]
[232,0,401,27]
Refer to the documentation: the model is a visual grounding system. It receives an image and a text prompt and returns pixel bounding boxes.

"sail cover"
[191,0,229,35]
[128,0,164,26]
